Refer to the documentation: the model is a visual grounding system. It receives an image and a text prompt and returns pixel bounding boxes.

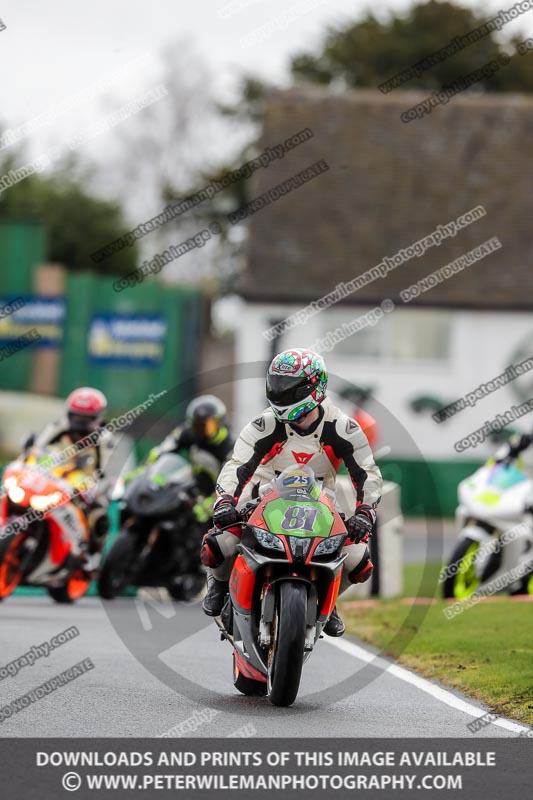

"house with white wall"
[231,86,533,514]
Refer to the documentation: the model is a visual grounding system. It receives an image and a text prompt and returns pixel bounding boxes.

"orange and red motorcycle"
[216,465,348,707]
[0,448,94,603]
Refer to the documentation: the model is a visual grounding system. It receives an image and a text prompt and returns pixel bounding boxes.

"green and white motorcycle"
[443,459,533,598]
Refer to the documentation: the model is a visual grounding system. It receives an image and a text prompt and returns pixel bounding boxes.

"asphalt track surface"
[0,595,529,740]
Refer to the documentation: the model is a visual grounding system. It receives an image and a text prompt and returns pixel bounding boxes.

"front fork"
[232,547,345,664]
[258,578,323,653]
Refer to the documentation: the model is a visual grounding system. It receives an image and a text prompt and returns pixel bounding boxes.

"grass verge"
[342,563,533,726]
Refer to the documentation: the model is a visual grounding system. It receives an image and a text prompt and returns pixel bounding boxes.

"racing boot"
[202,574,228,617]
[324,605,345,637]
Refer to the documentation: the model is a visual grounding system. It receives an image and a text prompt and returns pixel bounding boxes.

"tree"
[183,1,533,296]
[94,40,251,288]
[98,42,222,223]
[290,1,533,93]
[0,150,138,276]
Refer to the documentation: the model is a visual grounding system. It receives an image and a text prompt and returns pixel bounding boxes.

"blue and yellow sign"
[0,297,65,347]
[87,313,167,367]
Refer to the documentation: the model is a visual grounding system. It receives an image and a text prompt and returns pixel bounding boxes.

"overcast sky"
[1,0,530,214]
[3,0,528,129]
[1,1,407,124]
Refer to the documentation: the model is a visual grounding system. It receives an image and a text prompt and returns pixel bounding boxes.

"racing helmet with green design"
[266,349,328,423]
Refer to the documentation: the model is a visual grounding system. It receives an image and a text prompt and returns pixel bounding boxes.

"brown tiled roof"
[239,86,533,309]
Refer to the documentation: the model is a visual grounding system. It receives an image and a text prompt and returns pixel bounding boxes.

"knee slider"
[200,530,224,568]
[347,550,373,584]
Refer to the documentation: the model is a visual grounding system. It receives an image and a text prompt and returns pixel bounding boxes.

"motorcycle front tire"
[443,536,499,599]
[267,581,307,707]
[98,532,137,600]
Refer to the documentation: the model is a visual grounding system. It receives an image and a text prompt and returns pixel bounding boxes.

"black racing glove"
[346,505,377,544]
[212,494,239,529]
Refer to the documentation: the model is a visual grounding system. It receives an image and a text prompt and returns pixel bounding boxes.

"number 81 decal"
[280,506,319,532]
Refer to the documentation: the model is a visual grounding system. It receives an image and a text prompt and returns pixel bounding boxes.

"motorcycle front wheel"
[47,569,91,604]
[0,533,26,600]
[443,537,499,599]
[167,574,205,602]
[98,532,137,600]
[267,581,307,707]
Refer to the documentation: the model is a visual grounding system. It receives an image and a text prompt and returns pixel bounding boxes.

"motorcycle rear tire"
[268,581,307,707]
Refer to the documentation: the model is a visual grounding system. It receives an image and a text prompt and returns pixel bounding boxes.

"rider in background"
[201,349,382,636]
[338,383,380,450]
[149,395,234,524]
[34,387,114,565]
[499,430,533,465]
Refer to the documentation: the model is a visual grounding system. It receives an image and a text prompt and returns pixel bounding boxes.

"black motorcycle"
[98,453,205,601]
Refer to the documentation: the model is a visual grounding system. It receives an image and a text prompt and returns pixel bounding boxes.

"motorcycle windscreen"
[273,467,321,501]
[124,453,194,515]
[145,453,194,486]
[487,462,527,491]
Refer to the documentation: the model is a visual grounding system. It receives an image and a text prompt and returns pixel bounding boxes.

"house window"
[320,308,451,361]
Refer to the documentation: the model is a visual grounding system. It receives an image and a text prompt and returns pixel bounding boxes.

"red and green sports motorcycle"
[216,465,348,707]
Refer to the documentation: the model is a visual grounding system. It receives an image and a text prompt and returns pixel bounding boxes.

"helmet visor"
[68,412,98,433]
[266,374,310,406]
[191,416,219,439]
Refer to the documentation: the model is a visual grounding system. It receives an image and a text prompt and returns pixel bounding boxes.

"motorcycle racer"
[33,387,114,564]
[148,395,234,523]
[201,349,382,636]
[500,430,533,465]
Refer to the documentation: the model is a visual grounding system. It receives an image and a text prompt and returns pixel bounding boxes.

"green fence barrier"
[59,272,202,417]
[0,221,46,392]
[377,457,484,517]
[0,220,204,412]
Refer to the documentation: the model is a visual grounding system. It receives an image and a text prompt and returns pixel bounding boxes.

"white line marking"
[326,637,531,735]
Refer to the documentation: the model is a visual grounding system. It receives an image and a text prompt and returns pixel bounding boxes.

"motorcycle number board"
[263,499,334,538]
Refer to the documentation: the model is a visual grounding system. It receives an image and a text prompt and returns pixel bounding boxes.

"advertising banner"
[0,296,65,347]
[87,313,167,367]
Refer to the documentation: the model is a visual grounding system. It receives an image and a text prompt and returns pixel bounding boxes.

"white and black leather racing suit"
[207,397,382,593]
